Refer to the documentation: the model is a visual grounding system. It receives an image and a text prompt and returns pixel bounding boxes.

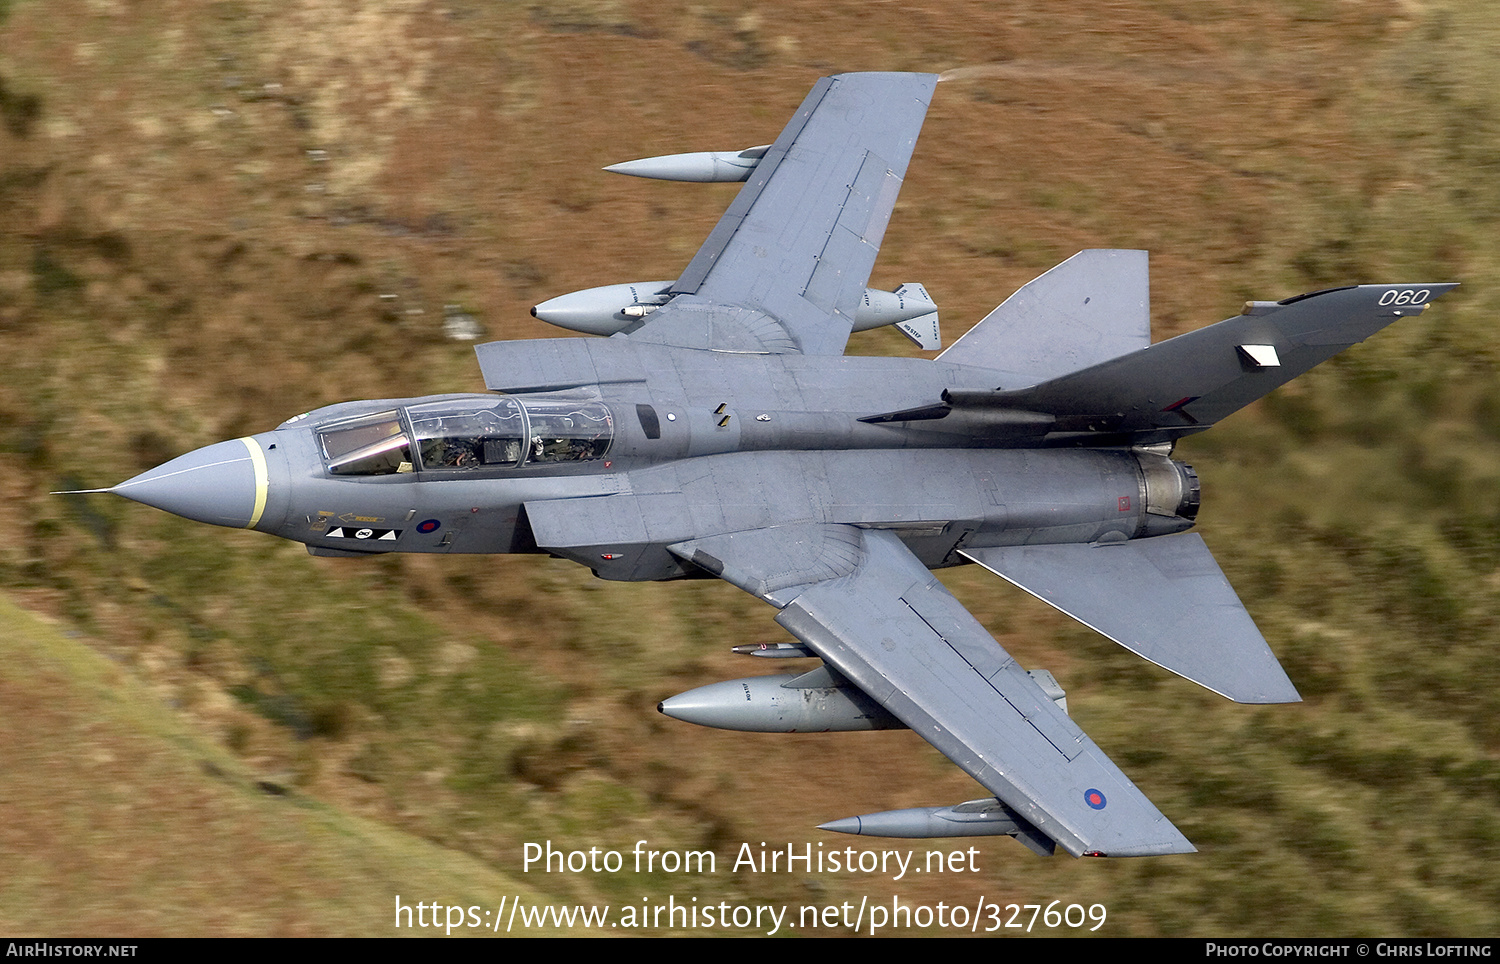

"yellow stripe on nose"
[240,437,268,528]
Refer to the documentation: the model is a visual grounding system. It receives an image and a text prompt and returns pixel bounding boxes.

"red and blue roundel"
[416,519,441,534]
[1084,788,1107,810]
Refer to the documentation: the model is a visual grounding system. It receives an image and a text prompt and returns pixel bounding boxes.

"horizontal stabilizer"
[963,533,1301,704]
[938,250,1150,387]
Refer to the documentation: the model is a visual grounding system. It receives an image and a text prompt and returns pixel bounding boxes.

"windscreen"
[319,411,412,476]
[407,397,527,470]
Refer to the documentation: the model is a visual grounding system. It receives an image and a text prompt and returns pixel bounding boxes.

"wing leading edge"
[669,524,1196,858]
[628,73,938,356]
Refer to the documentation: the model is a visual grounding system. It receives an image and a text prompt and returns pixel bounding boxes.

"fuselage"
[111,340,1201,578]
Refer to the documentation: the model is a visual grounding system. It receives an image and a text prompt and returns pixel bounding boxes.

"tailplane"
[965,535,1301,704]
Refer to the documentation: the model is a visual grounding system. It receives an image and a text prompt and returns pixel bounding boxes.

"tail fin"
[938,249,1150,388]
[987,282,1458,444]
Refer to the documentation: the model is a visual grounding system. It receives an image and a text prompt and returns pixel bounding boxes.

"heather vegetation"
[1,0,1498,936]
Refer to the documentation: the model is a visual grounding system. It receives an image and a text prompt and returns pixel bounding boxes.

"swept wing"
[669,524,1195,858]
[628,73,938,356]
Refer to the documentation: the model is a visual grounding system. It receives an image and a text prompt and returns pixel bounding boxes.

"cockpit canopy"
[317,395,613,476]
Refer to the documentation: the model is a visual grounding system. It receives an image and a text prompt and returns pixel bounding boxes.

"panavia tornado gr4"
[85,73,1455,858]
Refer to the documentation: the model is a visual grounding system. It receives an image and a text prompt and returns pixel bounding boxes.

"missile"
[533,281,941,342]
[730,642,816,659]
[658,665,902,733]
[819,797,1057,855]
[604,145,770,182]
[820,797,1029,837]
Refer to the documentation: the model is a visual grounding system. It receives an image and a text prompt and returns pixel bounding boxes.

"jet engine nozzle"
[1135,452,1201,536]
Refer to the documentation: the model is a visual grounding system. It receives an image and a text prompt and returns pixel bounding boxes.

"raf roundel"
[417,519,441,534]
[1085,789,1108,810]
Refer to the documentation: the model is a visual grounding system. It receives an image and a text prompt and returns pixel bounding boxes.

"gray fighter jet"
[84,73,1455,857]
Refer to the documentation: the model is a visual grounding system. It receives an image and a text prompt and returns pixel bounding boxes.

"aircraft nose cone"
[111,438,269,529]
